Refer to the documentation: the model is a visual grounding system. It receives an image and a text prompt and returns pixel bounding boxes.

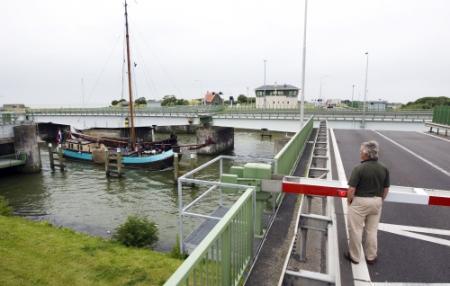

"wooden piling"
[57,146,65,172]
[105,149,110,176]
[48,143,55,171]
[105,149,123,178]
[173,152,179,180]
[48,143,65,172]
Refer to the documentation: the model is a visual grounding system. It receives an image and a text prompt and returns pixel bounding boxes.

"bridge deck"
[333,129,450,283]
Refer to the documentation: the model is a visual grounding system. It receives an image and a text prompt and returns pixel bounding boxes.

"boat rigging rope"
[86,34,123,104]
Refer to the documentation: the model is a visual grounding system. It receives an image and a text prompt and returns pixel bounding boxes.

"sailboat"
[62,1,178,170]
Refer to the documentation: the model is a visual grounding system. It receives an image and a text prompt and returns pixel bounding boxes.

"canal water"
[0,130,288,251]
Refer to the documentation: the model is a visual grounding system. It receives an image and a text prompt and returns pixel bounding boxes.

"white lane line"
[330,129,372,285]
[372,283,450,285]
[379,223,450,247]
[418,131,450,143]
[373,130,450,177]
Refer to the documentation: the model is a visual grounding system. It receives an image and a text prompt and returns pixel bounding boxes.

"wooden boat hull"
[63,149,177,170]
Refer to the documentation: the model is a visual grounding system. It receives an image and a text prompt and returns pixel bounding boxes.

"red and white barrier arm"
[262,177,450,207]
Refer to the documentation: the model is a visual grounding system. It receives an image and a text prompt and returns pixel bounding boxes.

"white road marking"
[330,128,372,284]
[373,130,450,177]
[372,283,450,285]
[379,223,450,247]
[418,131,450,143]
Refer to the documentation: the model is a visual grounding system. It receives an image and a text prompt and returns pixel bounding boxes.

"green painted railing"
[274,116,313,175]
[432,106,450,125]
[164,188,255,286]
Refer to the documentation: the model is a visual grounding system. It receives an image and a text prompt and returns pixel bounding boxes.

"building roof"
[255,84,299,91]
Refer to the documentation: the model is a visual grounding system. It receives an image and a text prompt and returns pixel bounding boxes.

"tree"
[161,95,178,106]
[237,94,248,104]
[134,97,147,105]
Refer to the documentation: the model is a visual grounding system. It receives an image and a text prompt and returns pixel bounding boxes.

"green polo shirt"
[348,159,390,197]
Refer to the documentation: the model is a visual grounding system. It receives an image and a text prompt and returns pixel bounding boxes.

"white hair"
[361,141,379,160]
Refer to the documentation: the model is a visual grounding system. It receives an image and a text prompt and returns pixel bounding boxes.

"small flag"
[56,129,62,144]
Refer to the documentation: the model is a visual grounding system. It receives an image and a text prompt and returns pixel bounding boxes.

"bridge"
[164,108,450,286]
[27,106,431,132]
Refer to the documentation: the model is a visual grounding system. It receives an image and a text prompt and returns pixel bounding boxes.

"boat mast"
[124,0,136,149]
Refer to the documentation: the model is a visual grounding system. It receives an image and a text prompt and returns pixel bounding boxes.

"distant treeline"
[401,96,450,109]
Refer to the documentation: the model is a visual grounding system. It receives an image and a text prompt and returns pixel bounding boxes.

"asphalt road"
[334,129,450,283]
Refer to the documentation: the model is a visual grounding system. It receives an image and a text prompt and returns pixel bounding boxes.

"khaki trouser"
[348,196,383,262]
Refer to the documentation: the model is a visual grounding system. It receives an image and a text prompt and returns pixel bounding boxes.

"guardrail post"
[221,227,231,286]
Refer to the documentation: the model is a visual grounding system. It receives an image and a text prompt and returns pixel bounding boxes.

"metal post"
[178,179,184,254]
[351,84,355,108]
[362,52,369,128]
[300,0,308,127]
[263,59,267,86]
[219,157,223,206]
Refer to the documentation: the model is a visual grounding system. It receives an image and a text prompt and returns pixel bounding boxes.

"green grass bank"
[0,216,181,286]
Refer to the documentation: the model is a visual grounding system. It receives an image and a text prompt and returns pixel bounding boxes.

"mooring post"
[57,146,64,172]
[105,149,110,177]
[48,143,55,171]
[173,152,179,180]
[117,149,122,177]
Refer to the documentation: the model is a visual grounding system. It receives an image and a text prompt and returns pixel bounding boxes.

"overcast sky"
[1,0,449,107]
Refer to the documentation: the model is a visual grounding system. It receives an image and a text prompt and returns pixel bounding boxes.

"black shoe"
[366,257,377,265]
[344,251,359,264]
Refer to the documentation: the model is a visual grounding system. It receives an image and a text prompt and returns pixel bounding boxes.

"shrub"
[113,215,158,248]
[0,196,12,216]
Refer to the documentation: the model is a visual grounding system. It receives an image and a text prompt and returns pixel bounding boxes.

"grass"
[0,216,181,286]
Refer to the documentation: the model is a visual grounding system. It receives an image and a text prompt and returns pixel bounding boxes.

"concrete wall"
[13,124,41,173]
[196,126,234,155]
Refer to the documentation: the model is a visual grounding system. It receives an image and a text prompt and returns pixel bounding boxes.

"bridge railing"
[221,106,432,117]
[28,105,223,115]
[274,116,314,175]
[0,111,23,125]
[166,186,255,286]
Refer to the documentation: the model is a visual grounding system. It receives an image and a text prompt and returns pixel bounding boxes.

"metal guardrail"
[0,111,25,125]
[274,116,314,175]
[28,106,432,118]
[279,120,341,286]
[166,155,265,286]
[165,188,255,286]
[28,106,223,116]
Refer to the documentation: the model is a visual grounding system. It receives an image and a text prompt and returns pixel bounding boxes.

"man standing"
[345,141,390,265]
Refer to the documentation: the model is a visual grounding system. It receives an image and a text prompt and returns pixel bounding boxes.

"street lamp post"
[300,0,308,127]
[362,52,369,128]
[351,84,355,108]
[263,59,267,109]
